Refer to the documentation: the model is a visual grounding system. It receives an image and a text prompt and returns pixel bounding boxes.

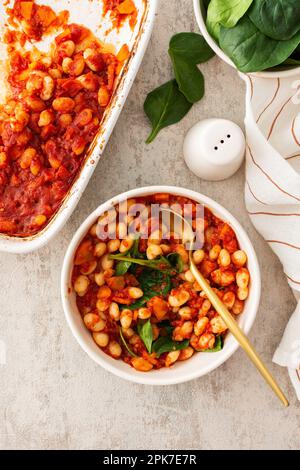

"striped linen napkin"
[242,73,300,399]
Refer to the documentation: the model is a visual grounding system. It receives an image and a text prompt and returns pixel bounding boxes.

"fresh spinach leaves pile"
[144,32,215,143]
[205,0,300,72]
[110,242,182,309]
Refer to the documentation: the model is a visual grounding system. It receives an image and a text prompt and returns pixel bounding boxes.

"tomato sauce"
[103,0,138,29]
[0,1,123,236]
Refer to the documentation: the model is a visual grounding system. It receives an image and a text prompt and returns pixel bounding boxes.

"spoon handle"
[190,260,289,407]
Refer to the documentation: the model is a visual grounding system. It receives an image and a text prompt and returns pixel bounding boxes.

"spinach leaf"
[114,238,145,276]
[207,335,223,352]
[166,252,184,273]
[144,32,215,142]
[248,0,300,41]
[127,269,172,310]
[115,260,132,276]
[126,297,147,310]
[158,320,174,336]
[152,336,189,357]
[131,238,144,259]
[137,319,153,353]
[119,328,138,357]
[139,269,171,297]
[169,32,215,64]
[144,80,193,143]
[219,16,300,72]
[110,253,175,274]
[168,33,213,104]
[169,52,204,103]
[206,0,253,40]
[151,319,188,357]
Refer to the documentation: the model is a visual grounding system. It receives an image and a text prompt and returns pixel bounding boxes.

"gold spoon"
[161,207,289,407]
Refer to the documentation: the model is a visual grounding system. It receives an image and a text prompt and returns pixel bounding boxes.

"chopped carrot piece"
[17,69,30,81]
[20,1,33,20]
[36,6,56,27]
[133,310,139,321]
[106,64,116,90]
[0,220,17,233]
[117,44,130,62]
[117,0,136,15]
[115,63,123,75]
[56,10,70,27]
[0,152,7,167]
[152,193,170,202]
[129,10,138,29]
[74,240,94,266]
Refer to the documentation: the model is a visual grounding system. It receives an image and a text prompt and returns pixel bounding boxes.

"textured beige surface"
[1,0,299,450]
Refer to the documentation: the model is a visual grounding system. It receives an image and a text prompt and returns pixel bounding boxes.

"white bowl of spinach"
[194,0,300,75]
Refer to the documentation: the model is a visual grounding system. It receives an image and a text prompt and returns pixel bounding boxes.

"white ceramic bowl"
[193,0,300,79]
[61,186,261,385]
[0,0,157,254]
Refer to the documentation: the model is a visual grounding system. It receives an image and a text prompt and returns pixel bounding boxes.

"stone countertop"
[0,0,299,450]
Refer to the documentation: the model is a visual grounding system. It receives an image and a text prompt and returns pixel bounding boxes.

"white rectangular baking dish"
[0,0,157,253]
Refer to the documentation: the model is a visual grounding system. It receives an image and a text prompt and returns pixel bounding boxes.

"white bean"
[108,341,122,358]
[74,275,89,296]
[84,314,106,332]
[93,332,109,347]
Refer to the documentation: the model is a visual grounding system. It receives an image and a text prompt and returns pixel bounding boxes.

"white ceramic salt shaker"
[183,118,246,181]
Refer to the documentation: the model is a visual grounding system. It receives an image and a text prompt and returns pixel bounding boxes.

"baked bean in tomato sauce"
[0,0,131,236]
[72,193,250,372]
